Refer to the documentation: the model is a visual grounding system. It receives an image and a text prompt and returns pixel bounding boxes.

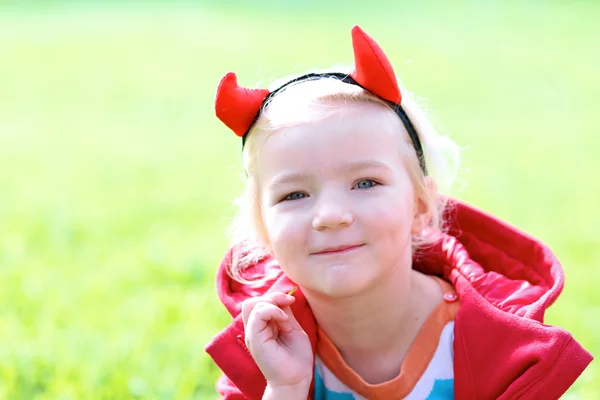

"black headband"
[242,72,428,176]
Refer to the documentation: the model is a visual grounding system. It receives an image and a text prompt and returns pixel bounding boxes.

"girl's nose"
[312,203,354,230]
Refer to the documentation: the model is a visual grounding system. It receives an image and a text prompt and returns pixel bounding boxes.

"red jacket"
[205,199,592,399]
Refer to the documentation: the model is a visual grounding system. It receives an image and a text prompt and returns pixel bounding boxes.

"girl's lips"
[312,244,364,255]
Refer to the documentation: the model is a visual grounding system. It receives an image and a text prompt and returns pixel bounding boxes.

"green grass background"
[0,1,598,398]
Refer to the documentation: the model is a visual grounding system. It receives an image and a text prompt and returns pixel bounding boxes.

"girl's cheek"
[367,201,400,221]
[269,214,307,255]
[264,211,291,247]
[365,197,413,229]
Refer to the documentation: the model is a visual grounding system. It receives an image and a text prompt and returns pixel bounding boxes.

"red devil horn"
[215,72,271,137]
[349,26,402,104]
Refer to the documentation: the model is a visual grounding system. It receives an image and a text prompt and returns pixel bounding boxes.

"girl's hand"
[241,291,313,391]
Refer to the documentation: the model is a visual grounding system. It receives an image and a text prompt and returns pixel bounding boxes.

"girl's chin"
[315,268,379,296]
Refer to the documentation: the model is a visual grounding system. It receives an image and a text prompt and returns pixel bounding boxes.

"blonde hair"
[226,70,461,283]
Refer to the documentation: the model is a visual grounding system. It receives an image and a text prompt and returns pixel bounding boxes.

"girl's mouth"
[312,244,364,255]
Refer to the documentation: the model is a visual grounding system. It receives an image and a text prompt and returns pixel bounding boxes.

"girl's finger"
[241,292,296,327]
[278,320,293,333]
[280,304,302,329]
[245,302,290,347]
[254,302,289,323]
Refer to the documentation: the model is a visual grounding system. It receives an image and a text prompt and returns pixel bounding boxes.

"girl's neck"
[304,262,443,383]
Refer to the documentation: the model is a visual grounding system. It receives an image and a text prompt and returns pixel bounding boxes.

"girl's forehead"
[268,102,400,148]
[255,104,406,178]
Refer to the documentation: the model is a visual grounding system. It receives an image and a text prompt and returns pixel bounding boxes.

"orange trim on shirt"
[316,276,459,399]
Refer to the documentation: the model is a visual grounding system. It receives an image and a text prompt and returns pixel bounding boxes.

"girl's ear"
[411,176,436,235]
[411,199,429,236]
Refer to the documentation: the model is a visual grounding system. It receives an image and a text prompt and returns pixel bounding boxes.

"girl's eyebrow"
[340,160,393,174]
[269,172,311,189]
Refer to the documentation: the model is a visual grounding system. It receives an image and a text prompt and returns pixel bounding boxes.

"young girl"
[205,26,592,399]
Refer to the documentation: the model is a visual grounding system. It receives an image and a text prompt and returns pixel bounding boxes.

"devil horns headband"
[214,25,427,175]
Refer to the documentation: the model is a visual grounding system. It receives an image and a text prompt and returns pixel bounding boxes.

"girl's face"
[255,101,421,297]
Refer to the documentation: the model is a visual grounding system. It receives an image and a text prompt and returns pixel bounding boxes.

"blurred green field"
[0,1,598,398]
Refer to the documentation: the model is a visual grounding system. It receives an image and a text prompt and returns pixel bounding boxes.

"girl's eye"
[354,179,378,189]
[283,192,307,201]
